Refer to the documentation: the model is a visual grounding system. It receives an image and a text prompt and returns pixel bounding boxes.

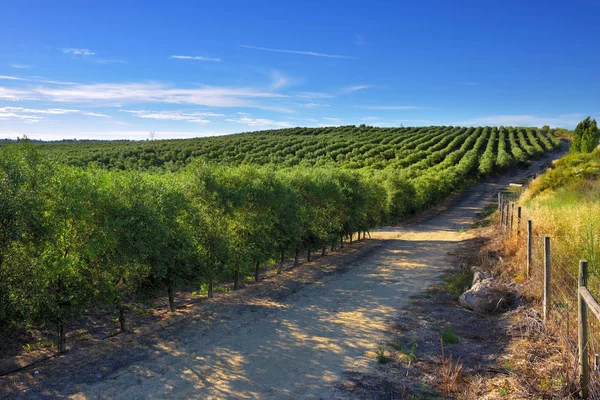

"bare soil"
[0,149,565,400]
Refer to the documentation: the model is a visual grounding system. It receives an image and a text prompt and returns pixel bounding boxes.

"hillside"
[31,125,559,172]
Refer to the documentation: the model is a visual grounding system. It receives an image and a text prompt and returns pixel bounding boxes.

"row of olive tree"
[0,142,412,352]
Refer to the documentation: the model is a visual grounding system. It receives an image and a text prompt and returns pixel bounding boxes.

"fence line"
[497,190,600,399]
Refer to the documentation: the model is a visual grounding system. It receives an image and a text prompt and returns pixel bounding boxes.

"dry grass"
[449,203,582,399]
[439,337,463,396]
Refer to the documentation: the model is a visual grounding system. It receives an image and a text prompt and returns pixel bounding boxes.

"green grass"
[441,326,460,344]
[441,268,473,299]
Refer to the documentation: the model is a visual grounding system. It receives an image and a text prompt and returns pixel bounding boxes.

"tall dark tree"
[571,117,599,153]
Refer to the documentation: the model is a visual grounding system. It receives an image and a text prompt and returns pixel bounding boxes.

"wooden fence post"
[527,220,532,278]
[500,194,505,226]
[510,203,514,233]
[517,206,522,235]
[544,236,551,322]
[579,259,590,399]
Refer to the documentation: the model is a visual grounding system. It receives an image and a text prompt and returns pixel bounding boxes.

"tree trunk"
[340,235,344,249]
[322,247,326,256]
[294,248,300,267]
[367,231,371,238]
[307,249,311,262]
[208,280,214,298]
[349,234,353,244]
[277,251,285,274]
[57,320,66,354]
[119,303,128,333]
[233,269,240,290]
[255,260,260,283]
[168,283,176,312]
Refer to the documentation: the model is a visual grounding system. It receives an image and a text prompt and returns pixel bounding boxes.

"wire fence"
[498,190,600,399]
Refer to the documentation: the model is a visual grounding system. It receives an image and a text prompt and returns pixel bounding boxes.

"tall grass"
[523,180,600,272]
[520,148,600,273]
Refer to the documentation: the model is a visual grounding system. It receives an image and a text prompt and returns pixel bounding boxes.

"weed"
[72,328,92,340]
[376,346,389,364]
[442,269,473,299]
[440,338,463,395]
[441,326,460,344]
[22,339,55,352]
[137,308,152,317]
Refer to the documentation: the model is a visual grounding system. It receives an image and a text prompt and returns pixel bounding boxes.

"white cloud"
[454,114,588,128]
[121,110,223,123]
[0,75,29,81]
[0,130,232,141]
[226,116,292,128]
[11,82,287,110]
[170,55,221,62]
[323,117,342,123]
[293,102,330,108]
[269,70,291,89]
[0,106,109,123]
[10,64,32,69]
[241,45,356,59]
[1,75,76,85]
[340,85,371,94]
[0,87,37,101]
[460,82,479,86]
[62,48,96,56]
[96,59,128,64]
[294,91,333,99]
[357,105,426,110]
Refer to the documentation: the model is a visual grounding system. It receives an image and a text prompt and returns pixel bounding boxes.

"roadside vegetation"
[0,124,559,357]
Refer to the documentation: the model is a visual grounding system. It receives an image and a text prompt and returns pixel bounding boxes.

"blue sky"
[1,0,599,140]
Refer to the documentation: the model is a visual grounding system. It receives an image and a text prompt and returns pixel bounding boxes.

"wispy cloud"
[0,87,37,101]
[294,91,333,99]
[225,116,292,128]
[96,59,128,64]
[62,48,96,56]
[354,34,368,46]
[0,106,109,123]
[241,45,356,59]
[0,75,29,81]
[455,114,587,128]
[340,85,371,94]
[121,110,223,124]
[293,102,330,108]
[269,70,294,89]
[0,130,231,141]
[0,75,76,85]
[10,64,32,69]
[460,82,479,86]
[170,55,221,62]
[5,82,288,110]
[357,105,427,110]
[322,117,342,123]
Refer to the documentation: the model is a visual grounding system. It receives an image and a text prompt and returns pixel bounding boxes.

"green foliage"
[571,116,599,154]
[0,126,551,347]
[376,346,390,364]
[441,326,460,344]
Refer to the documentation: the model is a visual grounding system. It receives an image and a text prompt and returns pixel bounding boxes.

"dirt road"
[1,151,562,400]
